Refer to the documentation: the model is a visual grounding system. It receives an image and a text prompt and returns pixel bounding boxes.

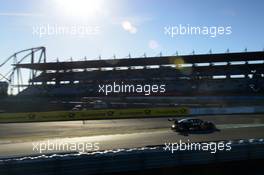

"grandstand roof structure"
[14,51,264,71]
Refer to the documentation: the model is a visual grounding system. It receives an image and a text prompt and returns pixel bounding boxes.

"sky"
[0,0,264,64]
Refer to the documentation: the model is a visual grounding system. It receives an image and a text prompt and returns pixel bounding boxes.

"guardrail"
[190,106,264,115]
[0,138,263,175]
[0,107,189,123]
[1,105,264,123]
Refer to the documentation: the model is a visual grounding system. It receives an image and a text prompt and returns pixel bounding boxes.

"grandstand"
[1,48,264,112]
[14,51,264,97]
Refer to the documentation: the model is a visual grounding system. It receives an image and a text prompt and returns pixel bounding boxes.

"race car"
[170,118,215,132]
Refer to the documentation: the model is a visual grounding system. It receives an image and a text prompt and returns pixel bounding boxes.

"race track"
[0,114,264,158]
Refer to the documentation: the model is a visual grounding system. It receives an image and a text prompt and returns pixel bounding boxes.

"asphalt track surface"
[0,114,264,158]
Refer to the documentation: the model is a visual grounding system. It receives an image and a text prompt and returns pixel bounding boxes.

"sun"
[56,0,104,18]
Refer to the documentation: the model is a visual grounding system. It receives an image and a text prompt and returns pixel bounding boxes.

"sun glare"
[56,0,104,18]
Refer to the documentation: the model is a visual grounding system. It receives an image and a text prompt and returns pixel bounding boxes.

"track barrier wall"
[0,139,263,175]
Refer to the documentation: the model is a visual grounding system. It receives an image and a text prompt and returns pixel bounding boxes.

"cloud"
[148,40,159,49]
[0,12,43,17]
[121,21,137,34]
